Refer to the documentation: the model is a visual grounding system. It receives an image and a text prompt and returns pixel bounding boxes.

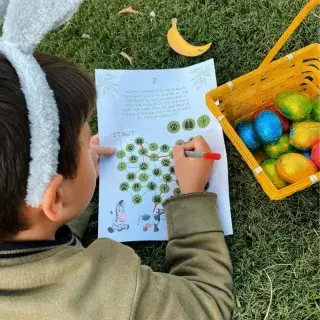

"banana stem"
[171,18,177,28]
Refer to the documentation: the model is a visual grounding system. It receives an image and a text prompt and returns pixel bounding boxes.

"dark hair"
[0,53,96,241]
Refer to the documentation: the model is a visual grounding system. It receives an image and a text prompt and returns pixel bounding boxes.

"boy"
[0,53,234,319]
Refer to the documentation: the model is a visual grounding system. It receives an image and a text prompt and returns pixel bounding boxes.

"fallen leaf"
[120,51,133,65]
[119,6,140,14]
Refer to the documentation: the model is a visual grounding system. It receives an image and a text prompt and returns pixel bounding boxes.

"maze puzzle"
[116,135,210,214]
[116,137,181,212]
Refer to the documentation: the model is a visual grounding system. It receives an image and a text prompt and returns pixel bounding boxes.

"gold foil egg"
[263,133,295,159]
[261,159,288,189]
[275,153,318,183]
[275,90,313,121]
[290,121,320,150]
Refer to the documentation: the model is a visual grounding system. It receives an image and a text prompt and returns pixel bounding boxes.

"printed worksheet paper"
[96,59,233,242]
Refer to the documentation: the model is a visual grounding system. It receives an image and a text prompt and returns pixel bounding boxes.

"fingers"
[90,134,99,145]
[91,145,116,156]
[172,145,186,162]
[182,140,196,151]
[183,136,211,152]
[90,150,99,163]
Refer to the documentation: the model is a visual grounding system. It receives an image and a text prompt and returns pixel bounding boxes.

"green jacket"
[0,193,234,319]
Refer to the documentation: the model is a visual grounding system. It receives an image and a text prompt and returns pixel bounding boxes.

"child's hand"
[90,135,115,178]
[173,136,214,194]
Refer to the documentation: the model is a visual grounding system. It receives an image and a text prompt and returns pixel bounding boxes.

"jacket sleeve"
[130,193,234,320]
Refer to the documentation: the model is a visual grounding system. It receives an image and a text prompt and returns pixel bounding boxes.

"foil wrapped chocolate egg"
[276,153,318,183]
[301,151,311,159]
[275,90,313,121]
[237,121,261,151]
[253,110,283,144]
[311,142,320,167]
[254,108,290,131]
[272,110,290,132]
[291,113,315,128]
[261,159,287,189]
[312,94,320,122]
[263,133,295,159]
[290,121,320,150]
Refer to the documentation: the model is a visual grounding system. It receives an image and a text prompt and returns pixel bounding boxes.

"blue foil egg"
[253,110,283,144]
[301,151,311,159]
[237,121,261,151]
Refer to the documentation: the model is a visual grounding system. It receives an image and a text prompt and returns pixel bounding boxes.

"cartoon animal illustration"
[138,208,166,232]
[108,200,129,233]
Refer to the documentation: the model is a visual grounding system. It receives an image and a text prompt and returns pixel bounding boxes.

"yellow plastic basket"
[206,0,320,200]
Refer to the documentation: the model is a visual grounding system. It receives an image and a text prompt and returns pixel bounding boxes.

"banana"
[167,18,212,57]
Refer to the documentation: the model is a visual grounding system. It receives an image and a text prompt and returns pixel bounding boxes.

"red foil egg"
[271,109,290,132]
[311,143,320,167]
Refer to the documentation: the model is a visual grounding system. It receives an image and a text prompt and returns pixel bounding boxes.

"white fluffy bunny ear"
[2,0,83,53]
[0,0,9,25]
[0,0,84,206]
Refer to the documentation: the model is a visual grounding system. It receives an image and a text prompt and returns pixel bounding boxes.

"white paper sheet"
[96,59,232,242]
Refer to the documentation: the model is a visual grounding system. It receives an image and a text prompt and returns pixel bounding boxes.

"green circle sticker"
[152,195,162,204]
[160,144,170,152]
[175,139,185,145]
[197,115,210,128]
[126,172,136,181]
[147,181,157,191]
[129,155,138,164]
[169,151,174,159]
[149,153,159,162]
[161,159,171,167]
[132,182,142,192]
[135,137,144,145]
[149,143,158,151]
[173,188,181,196]
[139,148,148,155]
[119,182,129,191]
[160,184,170,193]
[188,137,194,142]
[117,162,127,171]
[167,121,180,133]
[126,144,135,152]
[132,195,142,205]
[139,162,149,171]
[169,165,175,174]
[116,150,126,159]
[205,181,210,191]
[139,173,149,182]
[182,118,195,131]
[153,168,162,176]
[163,174,172,183]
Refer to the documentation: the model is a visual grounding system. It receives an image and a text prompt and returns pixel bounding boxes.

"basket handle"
[259,0,320,69]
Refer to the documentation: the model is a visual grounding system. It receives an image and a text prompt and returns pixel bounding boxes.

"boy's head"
[0,53,97,241]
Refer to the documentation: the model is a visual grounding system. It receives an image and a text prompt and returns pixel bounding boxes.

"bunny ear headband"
[0,0,83,207]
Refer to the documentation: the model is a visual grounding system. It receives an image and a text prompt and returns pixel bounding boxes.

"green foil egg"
[261,159,288,189]
[275,90,313,121]
[263,133,295,159]
[312,94,320,122]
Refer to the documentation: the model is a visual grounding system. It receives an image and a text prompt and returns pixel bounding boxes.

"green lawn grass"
[39,0,320,318]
